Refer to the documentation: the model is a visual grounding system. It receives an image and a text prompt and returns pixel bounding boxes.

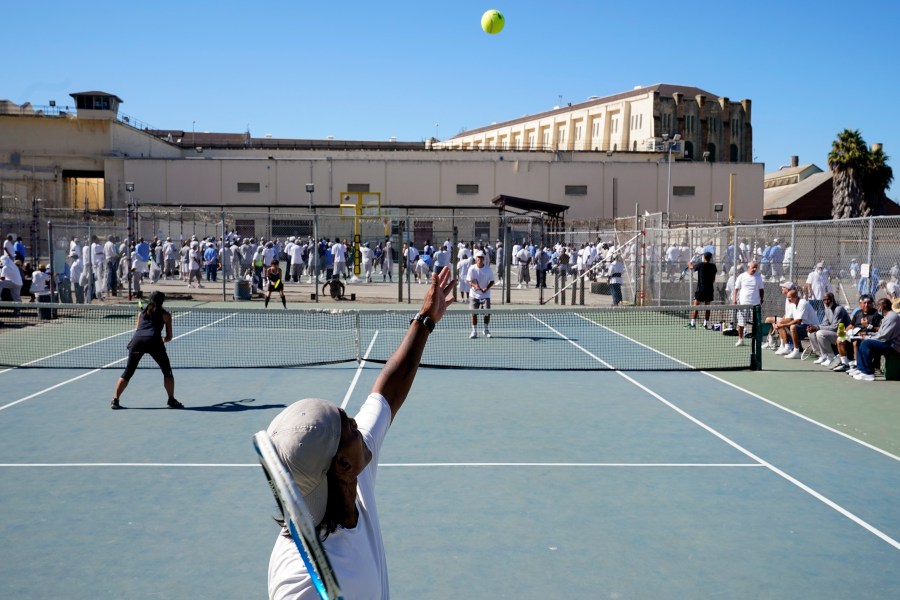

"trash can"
[57,277,72,304]
[38,292,58,320]
[233,280,252,301]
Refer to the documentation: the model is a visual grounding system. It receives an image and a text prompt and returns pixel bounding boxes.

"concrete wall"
[2,114,763,223]
[122,155,762,223]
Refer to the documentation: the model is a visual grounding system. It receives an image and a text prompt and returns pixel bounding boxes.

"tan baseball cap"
[267,399,342,526]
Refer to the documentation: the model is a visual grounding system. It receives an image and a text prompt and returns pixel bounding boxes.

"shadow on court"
[117,397,287,412]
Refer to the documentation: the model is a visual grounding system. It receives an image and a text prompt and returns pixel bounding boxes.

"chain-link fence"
[640,216,900,316]
[3,199,899,309]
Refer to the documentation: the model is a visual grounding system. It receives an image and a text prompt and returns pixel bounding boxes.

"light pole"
[192,121,196,147]
[126,182,135,300]
[306,183,317,302]
[664,134,681,226]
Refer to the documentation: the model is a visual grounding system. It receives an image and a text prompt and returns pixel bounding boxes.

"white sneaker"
[735,338,744,347]
[469,331,477,339]
[484,329,491,338]
[775,345,789,355]
[784,349,801,359]
[813,356,825,364]
[516,284,522,289]
[847,368,860,376]
[849,361,857,368]
[854,372,875,381]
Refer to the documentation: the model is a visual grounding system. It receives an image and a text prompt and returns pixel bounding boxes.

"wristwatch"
[409,312,436,333]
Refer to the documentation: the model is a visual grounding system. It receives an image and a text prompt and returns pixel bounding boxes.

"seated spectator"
[807,292,851,367]
[781,288,820,359]
[832,295,882,372]
[768,281,797,353]
[850,298,900,381]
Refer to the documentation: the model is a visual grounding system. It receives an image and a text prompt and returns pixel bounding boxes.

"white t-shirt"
[31,270,49,292]
[734,271,764,305]
[805,270,832,299]
[289,243,304,264]
[332,243,347,264]
[268,394,391,600]
[467,263,494,300]
[789,298,820,326]
[456,257,472,292]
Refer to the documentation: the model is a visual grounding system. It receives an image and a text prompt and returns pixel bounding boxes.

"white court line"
[0,310,194,375]
[534,314,900,552]
[0,313,234,412]
[341,330,379,410]
[0,462,763,468]
[574,313,900,463]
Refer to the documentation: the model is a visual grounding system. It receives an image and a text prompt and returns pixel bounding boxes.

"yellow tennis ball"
[481,9,505,34]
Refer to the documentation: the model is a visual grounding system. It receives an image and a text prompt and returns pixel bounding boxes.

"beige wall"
[2,114,763,223]
[122,154,762,222]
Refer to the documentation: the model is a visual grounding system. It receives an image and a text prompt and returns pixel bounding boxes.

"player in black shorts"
[111,290,183,410]
[265,259,287,309]
[689,252,718,329]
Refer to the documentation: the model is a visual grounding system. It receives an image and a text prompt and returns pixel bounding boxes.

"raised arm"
[372,266,455,421]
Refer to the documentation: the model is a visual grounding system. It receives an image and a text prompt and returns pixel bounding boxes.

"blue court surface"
[2,322,900,599]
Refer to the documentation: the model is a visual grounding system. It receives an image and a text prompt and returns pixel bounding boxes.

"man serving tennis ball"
[267,266,456,599]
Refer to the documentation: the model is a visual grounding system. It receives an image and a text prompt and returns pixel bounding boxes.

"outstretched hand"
[421,266,456,323]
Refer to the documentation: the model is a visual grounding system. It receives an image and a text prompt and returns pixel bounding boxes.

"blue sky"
[6,1,899,197]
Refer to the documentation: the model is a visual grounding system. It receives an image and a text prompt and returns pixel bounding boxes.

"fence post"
[789,222,796,282]
[866,216,875,295]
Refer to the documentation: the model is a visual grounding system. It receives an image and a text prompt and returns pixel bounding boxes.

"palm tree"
[864,144,894,216]
[828,129,894,218]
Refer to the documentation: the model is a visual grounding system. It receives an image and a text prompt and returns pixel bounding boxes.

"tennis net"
[0,302,762,371]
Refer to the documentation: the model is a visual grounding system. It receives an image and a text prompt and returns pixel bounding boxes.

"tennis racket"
[253,431,343,600]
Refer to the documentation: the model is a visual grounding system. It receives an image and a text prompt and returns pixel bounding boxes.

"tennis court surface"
[2,301,899,599]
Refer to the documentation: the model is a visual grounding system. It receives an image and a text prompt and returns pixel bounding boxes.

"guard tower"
[69,91,122,120]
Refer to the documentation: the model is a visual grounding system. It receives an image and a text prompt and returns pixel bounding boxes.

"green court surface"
[1,304,899,599]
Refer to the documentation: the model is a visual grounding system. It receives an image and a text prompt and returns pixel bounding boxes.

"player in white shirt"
[266,267,455,600]
[732,260,765,346]
[360,242,374,283]
[467,250,494,338]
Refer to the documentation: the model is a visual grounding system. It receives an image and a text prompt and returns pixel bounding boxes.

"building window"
[575,125,582,141]
[474,221,491,241]
[347,183,369,192]
[565,185,588,196]
[528,133,535,149]
[542,131,550,147]
[235,219,255,238]
[237,182,260,193]
[457,184,479,195]
[272,219,312,237]
[672,186,695,196]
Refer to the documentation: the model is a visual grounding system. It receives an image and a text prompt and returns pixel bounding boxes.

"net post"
[752,303,763,370]
[579,270,585,305]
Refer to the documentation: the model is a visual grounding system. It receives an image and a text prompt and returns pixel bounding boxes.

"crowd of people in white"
[52,231,631,305]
